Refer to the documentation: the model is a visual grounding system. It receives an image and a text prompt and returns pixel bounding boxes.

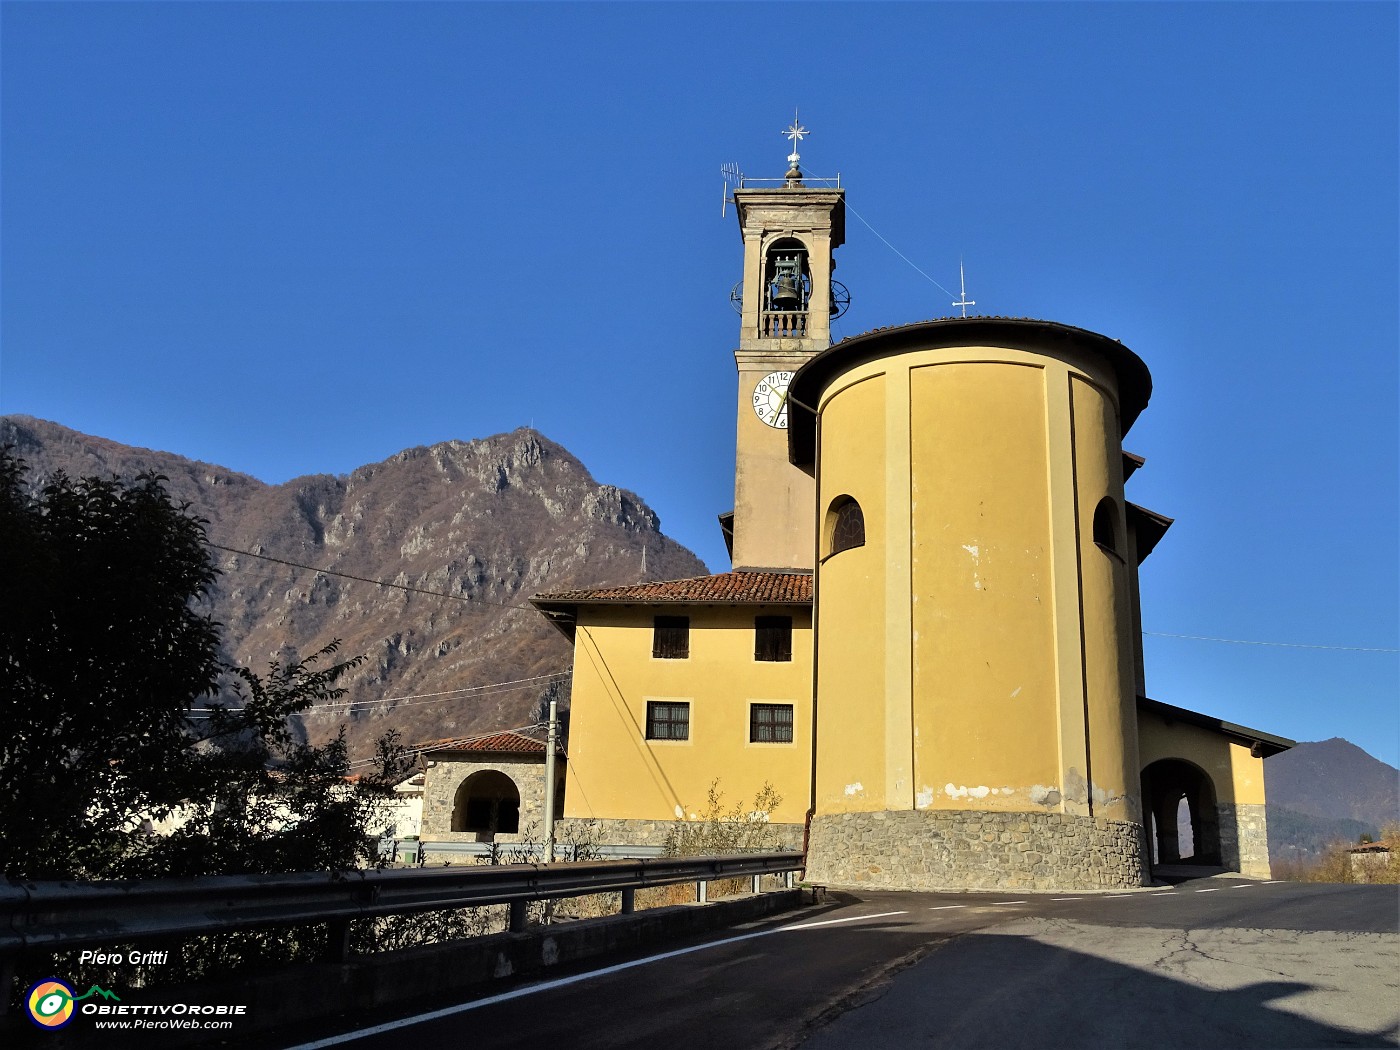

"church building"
[531,133,1292,891]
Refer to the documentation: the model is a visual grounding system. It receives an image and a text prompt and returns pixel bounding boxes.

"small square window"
[750,703,794,743]
[646,701,690,741]
[652,616,689,659]
[755,616,793,662]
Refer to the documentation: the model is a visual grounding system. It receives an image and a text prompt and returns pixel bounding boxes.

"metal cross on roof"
[783,111,809,167]
[952,258,976,318]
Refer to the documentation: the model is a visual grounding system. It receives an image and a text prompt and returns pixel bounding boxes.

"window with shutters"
[749,703,795,744]
[646,701,690,741]
[755,616,793,662]
[652,615,689,659]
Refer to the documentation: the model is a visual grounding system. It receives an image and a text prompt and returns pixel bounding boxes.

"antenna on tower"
[720,162,742,217]
[952,258,976,318]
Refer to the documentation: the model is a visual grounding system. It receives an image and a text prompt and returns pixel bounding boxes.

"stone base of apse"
[554,817,806,853]
[805,809,1147,891]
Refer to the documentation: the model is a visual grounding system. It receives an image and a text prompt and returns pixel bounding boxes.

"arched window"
[1093,497,1118,555]
[825,496,866,558]
[452,770,520,835]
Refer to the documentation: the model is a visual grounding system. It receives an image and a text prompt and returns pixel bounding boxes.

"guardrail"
[0,852,804,1013]
[395,840,667,863]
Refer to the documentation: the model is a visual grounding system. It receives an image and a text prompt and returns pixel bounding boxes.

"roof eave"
[1137,696,1294,756]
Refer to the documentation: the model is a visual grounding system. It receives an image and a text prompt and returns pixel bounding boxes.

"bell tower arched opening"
[452,770,521,837]
[762,237,811,337]
[1142,758,1221,867]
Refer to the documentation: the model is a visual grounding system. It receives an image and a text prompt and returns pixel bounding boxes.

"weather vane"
[783,110,808,169]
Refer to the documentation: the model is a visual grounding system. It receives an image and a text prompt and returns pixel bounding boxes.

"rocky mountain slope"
[1,415,709,761]
[1265,738,1399,860]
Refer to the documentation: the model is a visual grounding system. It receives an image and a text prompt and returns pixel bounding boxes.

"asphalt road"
[268,877,1400,1050]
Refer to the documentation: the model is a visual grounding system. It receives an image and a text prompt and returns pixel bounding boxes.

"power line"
[1144,631,1398,653]
[805,169,957,299]
[338,671,570,708]
[208,542,534,612]
[186,670,571,717]
[317,672,571,712]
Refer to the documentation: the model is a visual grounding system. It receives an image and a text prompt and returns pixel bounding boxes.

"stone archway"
[451,770,521,836]
[1142,758,1221,866]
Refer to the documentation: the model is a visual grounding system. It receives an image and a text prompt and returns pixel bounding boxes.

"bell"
[771,273,802,310]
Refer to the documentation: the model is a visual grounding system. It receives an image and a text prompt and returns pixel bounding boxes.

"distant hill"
[1265,738,1399,860]
[1,415,709,761]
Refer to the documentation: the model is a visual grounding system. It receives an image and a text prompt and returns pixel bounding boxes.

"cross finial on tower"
[783,110,808,175]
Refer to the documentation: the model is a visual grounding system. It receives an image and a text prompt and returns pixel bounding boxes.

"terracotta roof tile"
[531,571,812,606]
[412,729,558,756]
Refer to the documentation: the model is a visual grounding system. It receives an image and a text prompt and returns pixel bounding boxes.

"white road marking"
[929,904,967,910]
[784,910,909,931]
[1105,894,1133,898]
[1051,897,1083,901]
[1263,880,1286,885]
[998,900,1028,905]
[281,909,910,1048]
[1195,888,1222,892]
[1232,884,1256,889]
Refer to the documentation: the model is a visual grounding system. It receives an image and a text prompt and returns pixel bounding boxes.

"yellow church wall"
[813,373,889,813]
[809,341,1143,822]
[908,360,1060,811]
[562,603,813,827]
[1070,374,1141,823]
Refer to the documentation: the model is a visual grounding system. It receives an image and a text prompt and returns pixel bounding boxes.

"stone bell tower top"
[731,146,846,353]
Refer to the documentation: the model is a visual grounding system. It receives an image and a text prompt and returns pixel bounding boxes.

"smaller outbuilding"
[416,730,565,847]
[1346,841,1396,883]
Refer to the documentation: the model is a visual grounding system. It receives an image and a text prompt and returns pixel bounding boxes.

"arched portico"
[1142,758,1221,866]
[452,770,521,837]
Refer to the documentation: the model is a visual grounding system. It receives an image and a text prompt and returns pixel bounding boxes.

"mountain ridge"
[1,414,710,760]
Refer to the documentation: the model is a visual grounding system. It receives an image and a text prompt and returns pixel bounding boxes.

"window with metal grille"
[652,616,689,659]
[750,703,794,743]
[755,616,793,662]
[826,496,865,557]
[646,701,690,741]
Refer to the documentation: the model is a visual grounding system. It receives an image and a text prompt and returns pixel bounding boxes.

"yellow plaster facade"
[560,602,813,830]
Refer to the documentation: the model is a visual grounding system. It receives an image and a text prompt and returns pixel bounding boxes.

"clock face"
[752,370,794,429]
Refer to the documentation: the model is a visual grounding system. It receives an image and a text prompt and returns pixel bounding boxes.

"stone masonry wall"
[1218,802,1271,879]
[807,809,1145,891]
[556,817,805,853]
[421,756,549,844]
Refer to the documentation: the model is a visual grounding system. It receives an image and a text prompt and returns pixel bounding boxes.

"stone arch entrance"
[451,770,520,836]
[1142,758,1221,866]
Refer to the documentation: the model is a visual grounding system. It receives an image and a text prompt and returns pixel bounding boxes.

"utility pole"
[543,699,558,863]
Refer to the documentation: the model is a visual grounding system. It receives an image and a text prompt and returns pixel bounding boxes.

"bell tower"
[729,120,846,571]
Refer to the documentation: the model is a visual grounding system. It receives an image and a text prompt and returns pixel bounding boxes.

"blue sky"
[3,3,1396,767]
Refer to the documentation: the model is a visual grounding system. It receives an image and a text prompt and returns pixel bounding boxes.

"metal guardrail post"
[327,919,352,962]
[785,870,794,889]
[697,880,707,904]
[509,900,528,933]
[620,888,635,915]
[752,874,761,895]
